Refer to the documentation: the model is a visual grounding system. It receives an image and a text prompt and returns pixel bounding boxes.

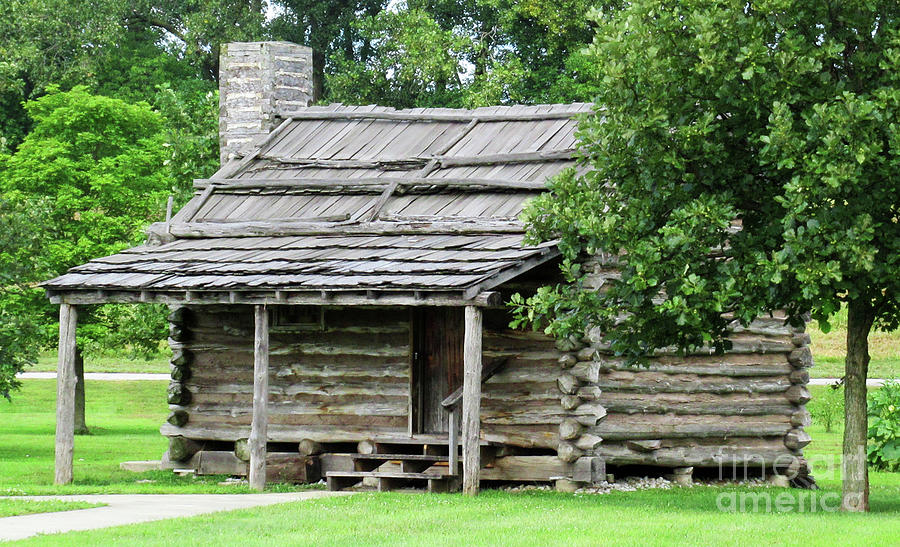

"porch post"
[462,305,482,495]
[249,304,269,491]
[54,303,78,485]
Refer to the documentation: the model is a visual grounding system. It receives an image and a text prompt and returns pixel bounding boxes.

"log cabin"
[42,41,814,493]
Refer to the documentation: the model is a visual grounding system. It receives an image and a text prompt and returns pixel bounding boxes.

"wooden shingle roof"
[43,103,592,306]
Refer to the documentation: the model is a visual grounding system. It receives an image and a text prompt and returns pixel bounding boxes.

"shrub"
[867,380,900,471]
[809,382,844,433]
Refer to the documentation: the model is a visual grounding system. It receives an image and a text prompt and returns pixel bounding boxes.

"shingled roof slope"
[43,103,591,303]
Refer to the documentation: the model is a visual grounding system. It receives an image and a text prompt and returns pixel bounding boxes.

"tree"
[515,0,900,512]
[0,87,172,399]
[0,194,50,400]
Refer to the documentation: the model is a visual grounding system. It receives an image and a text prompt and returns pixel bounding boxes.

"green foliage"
[327,7,471,108]
[2,86,170,272]
[809,383,845,433]
[324,1,597,108]
[868,380,900,471]
[81,304,169,360]
[516,0,900,361]
[0,195,52,399]
[0,87,173,393]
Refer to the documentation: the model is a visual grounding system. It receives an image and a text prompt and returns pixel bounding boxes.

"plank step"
[326,471,450,480]
[352,454,448,462]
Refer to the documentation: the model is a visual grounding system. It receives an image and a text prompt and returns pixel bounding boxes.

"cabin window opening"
[270,306,325,332]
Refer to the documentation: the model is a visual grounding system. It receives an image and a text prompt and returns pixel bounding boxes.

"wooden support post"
[249,305,269,491]
[55,303,77,485]
[462,306,482,495]
[73,346,88,435]
[449,408,458,476]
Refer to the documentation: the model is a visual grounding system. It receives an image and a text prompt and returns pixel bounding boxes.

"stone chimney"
[219,41,317,164]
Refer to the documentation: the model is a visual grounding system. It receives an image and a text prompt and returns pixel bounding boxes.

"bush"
[809,382,844,433]
[867,380,900,471]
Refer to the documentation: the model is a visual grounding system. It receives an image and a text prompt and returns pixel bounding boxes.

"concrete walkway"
[807,378,888,386]
[0,492,350,542]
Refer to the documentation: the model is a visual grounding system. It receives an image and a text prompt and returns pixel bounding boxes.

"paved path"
[0,492,350,542]
[807,378,887,386]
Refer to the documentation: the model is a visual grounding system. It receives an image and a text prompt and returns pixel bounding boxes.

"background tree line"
[0,0,600,398]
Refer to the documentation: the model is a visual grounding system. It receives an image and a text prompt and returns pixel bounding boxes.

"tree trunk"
[74,347,88,435]
[841,299,874,512]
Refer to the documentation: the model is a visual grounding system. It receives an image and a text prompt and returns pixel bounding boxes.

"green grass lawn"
[0,380,306,495]
[29,353,169,374]
[807,307,899,379]
[0,499,104,518]
[2,380,899,545]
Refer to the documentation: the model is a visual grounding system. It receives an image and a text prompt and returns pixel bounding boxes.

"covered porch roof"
[43,103,587,307]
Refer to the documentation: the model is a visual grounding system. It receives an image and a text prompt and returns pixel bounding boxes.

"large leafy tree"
[0,87,173,391]
[517,0,900,512]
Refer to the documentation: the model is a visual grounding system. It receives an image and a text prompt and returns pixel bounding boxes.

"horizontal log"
[571,362,600,383]
[588,332,795,355]
[197,450,247,476]
[481,425,558,449]
[560,395,582,410]
[576,385,602,400]
[626,439,662,453]
[52,289,491,307]
[286,110,582,122]
[183,380,409,398]
[557,374,579,395]
[593,371,791,395]
[298,439,325,456]
[161,423,409,443]
[784,429,812,450]
[479,456,573,481]
[559,418,583,440]
[593,356,793,377]
[575,434,603,451]
[785,385,811,404]
[171,365,191,382]
[183,412,406,429]
[788,347,813,368]
[196,176,548,191]
[234,438,250,462]
[168,436,201,462]
[587,414,792,440]
[573,403,607,426]
[167,307,191,326]
[149,219,526,240]
[595,442,797,467]
[167,383,192,405]
[791,409,811,427]
[557,442,583,463]
[167,410,189,427]
[171,349,193,367]
[789,369,810,384]
[598,391,796,416]
[186,396,408,417]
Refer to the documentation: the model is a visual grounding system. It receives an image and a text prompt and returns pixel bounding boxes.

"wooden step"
[352,454,448,462]
[352,453,451,473]
[326,470,457,492]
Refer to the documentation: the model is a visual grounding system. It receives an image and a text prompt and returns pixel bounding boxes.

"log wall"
[550,259,813,471]
[163,305,412,447]
[161,292,812,477]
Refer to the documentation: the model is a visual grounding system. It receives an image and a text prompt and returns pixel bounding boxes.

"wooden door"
[413,308,464,434]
